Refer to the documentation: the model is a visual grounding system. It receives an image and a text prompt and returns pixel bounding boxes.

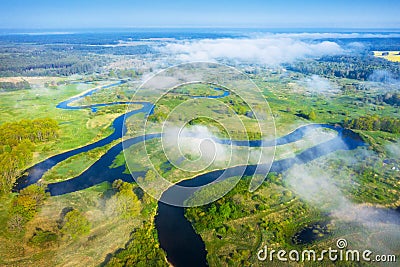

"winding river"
[14,81,366,267]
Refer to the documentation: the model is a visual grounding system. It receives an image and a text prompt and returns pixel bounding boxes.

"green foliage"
[344,115,400,133]
[29,228,58,248]
[0,140,33,193]
[140,189,157,216]
[19,183,49,206]
[0,118,59,193]
[105,222,167,267]
[288,55,400,80]
[148,111,168,123]
[185,178,255,232]
[60,209,91,240]
[0,48,99,76]
[0,81,30,91]
[308,110,317,121]
[10,194,38,221]
[0,118,59,144]
[105,179,141,218]
[225,97,250,115]
[9,184,48,222]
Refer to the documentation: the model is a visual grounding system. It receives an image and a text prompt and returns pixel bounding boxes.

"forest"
[0,46,105,76]
[0,118,59,193]
[0,37,154,77]
[287,55,400,80]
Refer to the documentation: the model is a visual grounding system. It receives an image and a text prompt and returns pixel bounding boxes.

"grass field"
[0,78,133,165]
[1,69,399,266]
[186,150,400,266]
[373,51,400,62]
[0,182,156,267]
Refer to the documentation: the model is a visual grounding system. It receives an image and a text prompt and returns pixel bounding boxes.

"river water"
[14,81,367,266]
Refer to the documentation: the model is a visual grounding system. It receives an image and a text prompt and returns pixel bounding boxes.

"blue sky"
[1,0,399,29]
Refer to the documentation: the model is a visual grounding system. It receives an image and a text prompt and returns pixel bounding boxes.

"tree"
[60,209,90,240]
[105,180,141,218]
[10,194,37,221]
[308,110,317,121]
[0,118,59,194]
[105,222,167,266]
[9,184,48,221]
[19,184,48,206]
[219,203,232,219]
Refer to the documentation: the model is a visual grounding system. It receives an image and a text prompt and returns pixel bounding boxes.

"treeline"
[71,44,154,55]
[0,81,31,91]
[0,41,153,77]
[344,116,400,134]
[0,118,59,193]
[0,48,105,76]
[287,55,400,81]
[0,54,95,76]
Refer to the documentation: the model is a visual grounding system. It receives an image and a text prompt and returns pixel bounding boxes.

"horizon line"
[1,26,400,31]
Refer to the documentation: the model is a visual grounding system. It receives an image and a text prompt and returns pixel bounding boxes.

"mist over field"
[161,36,343,64]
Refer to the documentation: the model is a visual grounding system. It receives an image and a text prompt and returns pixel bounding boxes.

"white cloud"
[162,125,230,172]
[160,37,343,65]
[300,75,340,95]
[385,140,400,157]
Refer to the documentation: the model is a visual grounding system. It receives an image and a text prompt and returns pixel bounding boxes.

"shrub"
[60,209,90,240]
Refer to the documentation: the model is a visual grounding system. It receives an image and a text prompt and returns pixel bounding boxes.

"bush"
[308,110,317,121]
[60,209,90,240]
[9,184,48,222]
[29,229,58,248]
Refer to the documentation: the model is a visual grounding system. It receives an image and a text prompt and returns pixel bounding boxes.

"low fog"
[299,75,340,95]
[368,69,400,85]
[162,125,231,172]
[284,135,399,253]
[160,36,343,65]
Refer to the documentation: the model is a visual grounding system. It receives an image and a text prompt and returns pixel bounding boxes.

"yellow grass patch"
[86,113,124,129]
[373,51,400,62]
